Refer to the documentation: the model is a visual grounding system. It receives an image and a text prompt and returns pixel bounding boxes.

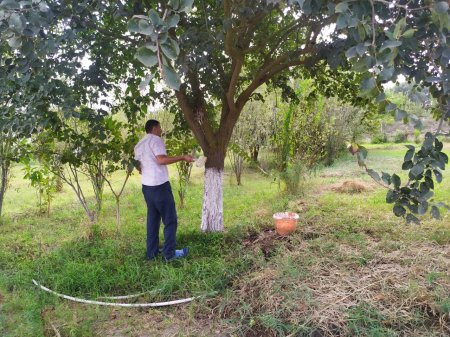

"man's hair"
[145,119,160,133]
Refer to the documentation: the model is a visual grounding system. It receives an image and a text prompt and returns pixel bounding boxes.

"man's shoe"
[165,248,189,262]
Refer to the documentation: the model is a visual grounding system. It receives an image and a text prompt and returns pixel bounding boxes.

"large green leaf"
[161,41,178,60]
[335,2,348,13]
[434,1,449,13]
[138,19,154,36]
[162,65,181,90]
[166,14,180,28]
[127,18,140,33]
[135,47,158,67]
[379,40,402,52]
[409,164,424,179]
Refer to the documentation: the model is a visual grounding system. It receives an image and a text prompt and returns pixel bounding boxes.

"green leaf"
[295,0,306,8]
[402,160,413,170]
[356,146,368,166]
[409,164,424,180]
[435,138,443,151]
[393,205,406,217]
[379,40,402,52]
[380,67,394,81]
[356,43,367,56]
[404,148,415,162]
[345,46,357,59]
[367,169,381,182]
[357,23,366,41]
[169,0,180,10]
[335,2,348,13]
[433,169,442,183]
[423,133,434,150]
[376,92,386,103]
[166,14,180,28]
[171,39,180,57]
[127,18,140,33]
[9,13,23,31]
[438,152,448,164]
[431,206,441,219]
[135,47,158,67]
[179,0,194,12]
[149,9,161,27]
[392,174,401,189]
[139,74,154,91]
[386,190,397,203]
[402,29,416,38]
[418,201,428,215]
[434,1,449,13]
[161,41,178,60]
[336,14,348,29]
[8,36,21,49]
[0,0,19,9]
[162,65,181,90]
[381,172,391,185]
[361,77,376,91]
[393,17,407,40]
[139,19,154,36]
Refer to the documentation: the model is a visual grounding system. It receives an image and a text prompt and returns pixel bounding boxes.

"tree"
[1,0,448,230]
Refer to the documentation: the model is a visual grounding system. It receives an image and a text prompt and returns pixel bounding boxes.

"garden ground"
[0,143,449,337]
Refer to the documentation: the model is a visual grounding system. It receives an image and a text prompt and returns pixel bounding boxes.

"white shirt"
[134,134,169,186]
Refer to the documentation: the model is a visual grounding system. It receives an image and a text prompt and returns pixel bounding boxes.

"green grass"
[1,164,280,336]
[1,143,449,336]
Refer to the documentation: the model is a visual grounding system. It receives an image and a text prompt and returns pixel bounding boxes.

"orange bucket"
[273,212,299,236]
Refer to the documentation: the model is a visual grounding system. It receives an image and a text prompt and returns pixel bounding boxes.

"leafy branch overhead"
[128,0,194,90]
[351,133,449,224]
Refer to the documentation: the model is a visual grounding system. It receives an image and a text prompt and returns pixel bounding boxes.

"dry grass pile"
[219,233,450,337]
[332,180,371,194]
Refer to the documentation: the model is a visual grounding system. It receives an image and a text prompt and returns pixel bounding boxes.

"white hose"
[32,279,198,307]
[97,292,150,300]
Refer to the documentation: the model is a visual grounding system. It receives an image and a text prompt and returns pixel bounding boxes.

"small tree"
[100,117,140,231]
[22,156,57,216]
[166,128,199,208]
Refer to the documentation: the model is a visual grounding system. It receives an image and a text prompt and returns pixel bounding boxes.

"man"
[134,119,194,261]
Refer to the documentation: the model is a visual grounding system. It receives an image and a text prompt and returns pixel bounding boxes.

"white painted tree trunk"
[201,168,224,232]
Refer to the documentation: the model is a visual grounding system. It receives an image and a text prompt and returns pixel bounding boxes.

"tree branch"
[174,89,215,152]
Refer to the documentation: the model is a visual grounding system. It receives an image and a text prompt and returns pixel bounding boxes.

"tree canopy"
[1,0,449,228]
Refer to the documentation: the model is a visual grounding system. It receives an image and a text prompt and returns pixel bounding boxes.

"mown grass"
[1,143,449,336]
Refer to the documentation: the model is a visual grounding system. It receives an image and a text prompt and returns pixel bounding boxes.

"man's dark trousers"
[142,182,177,260]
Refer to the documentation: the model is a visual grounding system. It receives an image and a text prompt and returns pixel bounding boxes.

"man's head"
[145,119,162,137]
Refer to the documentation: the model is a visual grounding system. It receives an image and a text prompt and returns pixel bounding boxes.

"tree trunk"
[115,197,121,232]
[201,150,225,232]
[250,145,259,163]
[0,162,9,221]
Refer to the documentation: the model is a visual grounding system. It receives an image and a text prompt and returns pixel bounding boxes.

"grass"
[1,143,449,336]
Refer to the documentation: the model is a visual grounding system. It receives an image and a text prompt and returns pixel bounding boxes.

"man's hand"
[183,155,195,163]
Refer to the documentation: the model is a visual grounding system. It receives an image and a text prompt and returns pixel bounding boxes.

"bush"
[371,133,388,144]
[414,129,422,144]
[393,131,409,143]
[280,160,308,195]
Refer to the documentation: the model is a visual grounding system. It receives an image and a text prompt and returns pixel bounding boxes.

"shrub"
[371,133,388,144]
[393,131,409,143]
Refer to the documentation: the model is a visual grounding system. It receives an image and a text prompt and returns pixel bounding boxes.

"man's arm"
[156,155,195,165]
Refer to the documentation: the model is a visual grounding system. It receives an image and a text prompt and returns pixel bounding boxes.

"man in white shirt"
[134,119,194,261]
